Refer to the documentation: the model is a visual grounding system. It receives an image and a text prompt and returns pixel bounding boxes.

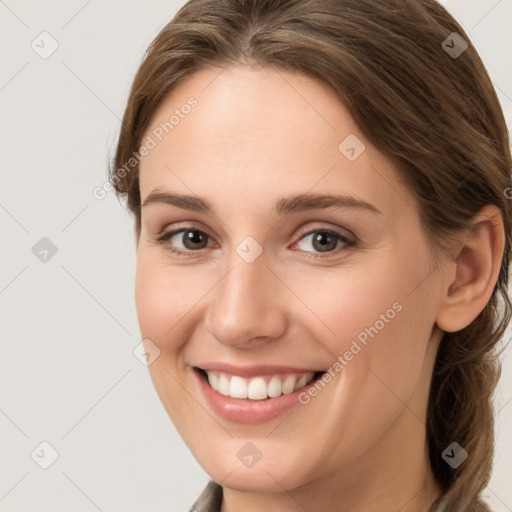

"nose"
[203,250,288,350]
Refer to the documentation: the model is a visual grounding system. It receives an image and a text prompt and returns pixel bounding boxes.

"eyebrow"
[141,189,382,216]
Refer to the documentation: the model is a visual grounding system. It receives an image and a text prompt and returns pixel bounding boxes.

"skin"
[134,65,504,512]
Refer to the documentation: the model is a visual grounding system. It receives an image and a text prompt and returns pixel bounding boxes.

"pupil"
[313,232,337,252]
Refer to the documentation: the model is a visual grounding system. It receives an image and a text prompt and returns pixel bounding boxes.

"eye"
[293,228,355,257]
[155,225,355,259]
[157,228,214,255]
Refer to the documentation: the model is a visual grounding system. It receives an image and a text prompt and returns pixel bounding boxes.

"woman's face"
[135,66,447,495]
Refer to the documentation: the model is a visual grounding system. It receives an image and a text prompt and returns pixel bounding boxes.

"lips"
[197,362,323,377]
[193,365,326,423]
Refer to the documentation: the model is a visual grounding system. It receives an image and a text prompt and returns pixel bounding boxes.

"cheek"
[292,248,435,410]
[283,268,434,474]
[134,257,199,435]
[289,256,424,353]
[134,254,197,342]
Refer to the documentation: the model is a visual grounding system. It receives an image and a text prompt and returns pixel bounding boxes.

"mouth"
[195,367,325,400]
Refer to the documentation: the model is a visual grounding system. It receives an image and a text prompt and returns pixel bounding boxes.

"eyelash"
[154,225,356,260]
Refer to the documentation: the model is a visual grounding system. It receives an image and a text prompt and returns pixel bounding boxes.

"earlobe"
[436,205,505,333]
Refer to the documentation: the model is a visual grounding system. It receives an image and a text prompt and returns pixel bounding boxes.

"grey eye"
[296,230,346,253]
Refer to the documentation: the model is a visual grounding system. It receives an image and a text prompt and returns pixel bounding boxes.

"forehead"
[138,65,416,219]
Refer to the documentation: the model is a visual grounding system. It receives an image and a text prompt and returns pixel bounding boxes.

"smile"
[201,369,318,400]
[193,364,327,423]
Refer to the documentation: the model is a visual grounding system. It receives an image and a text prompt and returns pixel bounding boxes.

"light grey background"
[0,1,511,511]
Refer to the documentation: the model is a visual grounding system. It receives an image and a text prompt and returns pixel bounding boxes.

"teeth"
[295,374,308,390]
[282,375,296,394]
[229,376,248,399]
[267,375,282,397]
[218,373,230,396]
[208,372,219,391]
[205,370,315,400]
[248,377,267,400]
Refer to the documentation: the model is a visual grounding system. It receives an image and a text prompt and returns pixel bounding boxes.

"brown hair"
[110,0,512,509]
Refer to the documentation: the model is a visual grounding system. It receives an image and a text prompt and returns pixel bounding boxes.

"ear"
[436,205,505,333]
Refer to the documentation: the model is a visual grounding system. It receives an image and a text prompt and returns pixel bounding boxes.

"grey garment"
[187,482,491,512]
[188,481,223,512]
[433,496,491,512]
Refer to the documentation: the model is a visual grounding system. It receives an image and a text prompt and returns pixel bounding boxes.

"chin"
[190,437,318,493]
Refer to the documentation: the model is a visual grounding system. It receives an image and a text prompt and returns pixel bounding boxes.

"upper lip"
[195,362,323,377]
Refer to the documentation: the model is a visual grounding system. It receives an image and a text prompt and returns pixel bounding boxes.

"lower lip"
[194,368,321,424]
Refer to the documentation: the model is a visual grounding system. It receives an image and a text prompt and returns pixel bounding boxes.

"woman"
[109,0,511,510]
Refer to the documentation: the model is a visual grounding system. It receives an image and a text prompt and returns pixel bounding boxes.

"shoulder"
[188,480,223,512]
[433,495,492,512]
